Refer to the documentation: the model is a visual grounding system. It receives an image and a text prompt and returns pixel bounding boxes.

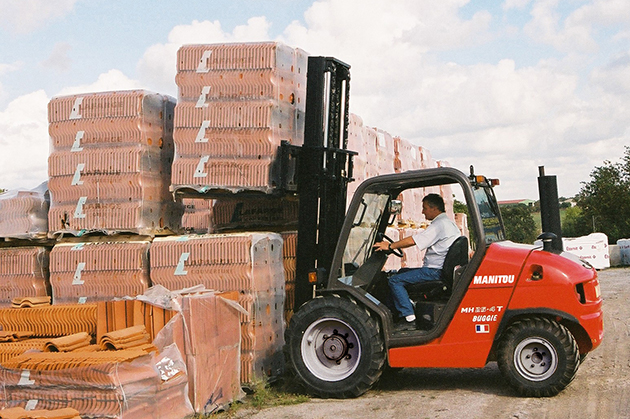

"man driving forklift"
[373,193,460,331]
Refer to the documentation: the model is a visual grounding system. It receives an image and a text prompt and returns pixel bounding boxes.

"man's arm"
[373,235,415,252]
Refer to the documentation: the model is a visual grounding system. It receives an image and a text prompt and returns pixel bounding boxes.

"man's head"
[422,193,445,221]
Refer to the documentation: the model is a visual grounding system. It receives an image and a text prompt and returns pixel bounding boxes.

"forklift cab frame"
[321,166,505,347]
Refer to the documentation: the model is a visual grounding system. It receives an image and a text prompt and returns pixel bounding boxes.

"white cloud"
[275,0,629,198]
[0,0,78,34]
[523,0,598,53]
[503,0,532,11]
[40,42,72,73]
[55,69,140,97]
[0,90,49,190]
[137,17,272,96]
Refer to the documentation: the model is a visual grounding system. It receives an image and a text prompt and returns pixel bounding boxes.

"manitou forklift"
[282,57,603,398]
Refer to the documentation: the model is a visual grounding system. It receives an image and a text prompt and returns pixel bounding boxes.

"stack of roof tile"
[47,90,182,237]
[171,42,308,194]
[0,247,50,308]
[0,407,80,419]
[181,198,214,233]
[149,232,284,384]
[280,231,297,322]
[0,340,48,365]
[0,304,96,338]
[211,195,299,232]
[11,296,51,308]
[0,345,193,419]
[159,291,242,413]
[49,239,150,304]
[43,332,92,352]
[0,183,49,240]
[99,325,151,350]
[96,298,176,343]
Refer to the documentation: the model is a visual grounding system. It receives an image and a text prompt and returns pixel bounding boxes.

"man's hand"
[373,241,390,252]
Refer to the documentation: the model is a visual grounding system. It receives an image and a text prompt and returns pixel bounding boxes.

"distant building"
[498,199,536,207]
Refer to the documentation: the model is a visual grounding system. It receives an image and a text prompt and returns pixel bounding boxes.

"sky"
[1,0,629,200]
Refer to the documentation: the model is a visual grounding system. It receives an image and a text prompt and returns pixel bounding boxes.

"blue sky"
[1,0,629,200]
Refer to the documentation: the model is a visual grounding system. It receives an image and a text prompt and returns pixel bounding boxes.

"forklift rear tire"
[285,295,385,398]
[497,317,580,397]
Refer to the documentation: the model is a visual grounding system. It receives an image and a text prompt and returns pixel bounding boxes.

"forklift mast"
[291,56,356,308]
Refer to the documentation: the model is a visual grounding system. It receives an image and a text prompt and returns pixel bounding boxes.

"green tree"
[501,204,538,244]
[575,146,630,243]
[561,205,591,238]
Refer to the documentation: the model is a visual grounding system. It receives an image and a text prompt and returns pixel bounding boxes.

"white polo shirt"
[412,212,461,269]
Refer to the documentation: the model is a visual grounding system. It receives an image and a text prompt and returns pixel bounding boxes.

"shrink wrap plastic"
[0,247,50,308]
[0,183,49,240]
[561,233,610,270]
[149,232,285,384]
[0,343,194,419]
[618,238,630,265]
[47,90,182,237]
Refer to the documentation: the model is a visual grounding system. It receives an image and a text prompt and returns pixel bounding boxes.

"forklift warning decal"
[472,274,515,286]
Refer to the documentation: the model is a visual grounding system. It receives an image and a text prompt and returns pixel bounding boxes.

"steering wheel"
[381,234,404,258]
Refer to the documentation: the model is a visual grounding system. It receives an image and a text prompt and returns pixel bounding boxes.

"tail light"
[576,278,601,304]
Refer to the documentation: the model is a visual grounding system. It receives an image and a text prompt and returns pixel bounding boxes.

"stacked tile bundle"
[181,198,214,233]
[171,42,307,194]
[49,239,151,304]
[280,231,297,321]
[47,90,181,237]
[0,345,193,419]
[0,247,50,308]
[393,136,425,226]
[149,232,285,384]
[346,114,379,199]
[0,183,49,240]
[0,304,96,338]
[212,195,299,232]
[155,291,243,413]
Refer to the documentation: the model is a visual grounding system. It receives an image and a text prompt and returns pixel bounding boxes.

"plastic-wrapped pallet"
[399,227,427,268]
[618,239,630,265]
[149,232,285,384]
[49,239,151,304]
[211,195,299,232]
[383,227,402,272]
[0,344,193,419]
[0,247,50,308]
[280,232,297,322]
[346,114,378,201]
[0,183,49,240]
[181,198,214,234]
[375,128,395,176]
[561,233,610,270]
[171,42,308,194]
[47,90,182,237]
[152,290,243,414]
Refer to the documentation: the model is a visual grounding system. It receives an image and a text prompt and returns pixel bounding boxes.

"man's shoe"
[395,320,417,332]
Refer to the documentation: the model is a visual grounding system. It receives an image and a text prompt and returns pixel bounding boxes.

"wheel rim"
[301,317,362,382]
[514,337,558,381]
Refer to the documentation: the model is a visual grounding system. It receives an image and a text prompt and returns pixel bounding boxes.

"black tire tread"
[497,316,580,397]
[284,295,385,398]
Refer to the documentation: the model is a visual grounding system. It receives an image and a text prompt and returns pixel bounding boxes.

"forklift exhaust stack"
[537,166,563,253]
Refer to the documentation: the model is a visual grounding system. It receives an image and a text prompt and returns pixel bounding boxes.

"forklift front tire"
[497,316,580,397]
[285,295,385,398]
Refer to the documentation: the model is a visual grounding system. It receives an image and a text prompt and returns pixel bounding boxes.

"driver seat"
[406,235,469,301]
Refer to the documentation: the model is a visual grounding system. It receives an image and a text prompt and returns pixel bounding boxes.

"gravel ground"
[234,267,630,419]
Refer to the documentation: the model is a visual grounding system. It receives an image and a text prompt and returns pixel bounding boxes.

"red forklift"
[282,57,604,398]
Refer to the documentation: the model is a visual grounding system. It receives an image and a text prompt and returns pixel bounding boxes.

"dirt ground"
[235,267,630,419]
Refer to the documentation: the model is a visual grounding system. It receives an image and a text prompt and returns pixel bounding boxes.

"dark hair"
[422,193,445,212]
